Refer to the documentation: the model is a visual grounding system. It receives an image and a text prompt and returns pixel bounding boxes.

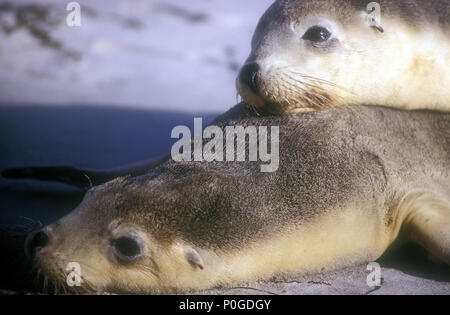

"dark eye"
[302,26,331,43]
[110,236,141,263]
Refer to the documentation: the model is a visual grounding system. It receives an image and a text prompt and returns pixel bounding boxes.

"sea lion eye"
[110,236,141,263]
[302,26,331,43]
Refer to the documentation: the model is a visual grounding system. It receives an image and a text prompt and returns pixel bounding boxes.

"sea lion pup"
[21,104,449,294]
[237,0,450,114]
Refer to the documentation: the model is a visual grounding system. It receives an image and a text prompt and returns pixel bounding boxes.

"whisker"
[291,72,351,92]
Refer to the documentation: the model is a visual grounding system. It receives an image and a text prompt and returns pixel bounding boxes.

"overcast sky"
[0,0,274,113]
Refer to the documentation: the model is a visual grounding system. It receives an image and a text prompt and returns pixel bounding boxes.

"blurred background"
[0,0,273,112]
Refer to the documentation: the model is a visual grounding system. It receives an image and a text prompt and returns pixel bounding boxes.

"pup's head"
[237,0,444,114]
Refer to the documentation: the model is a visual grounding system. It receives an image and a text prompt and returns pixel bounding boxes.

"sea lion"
[236,0,450,114]
[13,104,449,293]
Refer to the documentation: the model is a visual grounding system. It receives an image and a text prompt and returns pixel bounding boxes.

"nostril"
[25,230,51,258]
[239,62,261,94]
[32,231,50,248]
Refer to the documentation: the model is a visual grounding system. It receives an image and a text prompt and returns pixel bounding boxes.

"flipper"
[403,193,450,265]
[2,155,169,191]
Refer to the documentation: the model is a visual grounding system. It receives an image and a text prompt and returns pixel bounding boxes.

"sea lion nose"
[25,228,52,259]
[239,62,261,94]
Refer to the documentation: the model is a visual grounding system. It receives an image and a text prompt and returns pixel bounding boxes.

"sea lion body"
[237,0,450,114]
[21,104,450,293]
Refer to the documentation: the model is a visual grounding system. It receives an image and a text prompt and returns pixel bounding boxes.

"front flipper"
[2,155,169,191]
[403,193,450,265]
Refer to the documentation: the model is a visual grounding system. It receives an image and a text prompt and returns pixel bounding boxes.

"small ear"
[185,248,204,270]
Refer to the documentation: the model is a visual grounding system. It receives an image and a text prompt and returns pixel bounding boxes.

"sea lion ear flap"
[185,248,204,270]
